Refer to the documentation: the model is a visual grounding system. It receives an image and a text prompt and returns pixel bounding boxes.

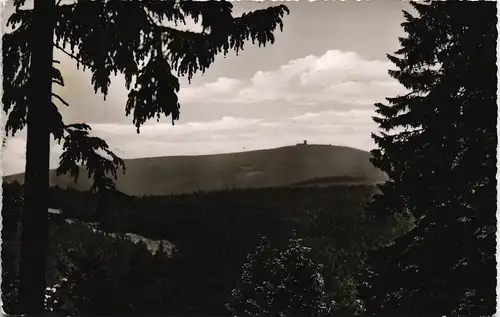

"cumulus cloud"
[178,77,243,104]
[178,49,405,107]
[299,50,391,86]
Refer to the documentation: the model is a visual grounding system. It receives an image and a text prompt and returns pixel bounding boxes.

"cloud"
[178,77,243,104]
[299,50,391,86]
[292,109,374,125]
[32,46,402,125]
[178,49,406,107]
[90,113,378,160]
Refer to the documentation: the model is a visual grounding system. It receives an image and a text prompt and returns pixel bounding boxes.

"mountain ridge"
[3,144,387,196]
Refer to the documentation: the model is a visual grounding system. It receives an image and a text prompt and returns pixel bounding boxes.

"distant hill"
[3,144,387,196]
[288,176,386,187]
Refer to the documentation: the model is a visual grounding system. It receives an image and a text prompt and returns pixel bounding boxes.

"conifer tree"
[3,0,289,313]
[227,235,334,317]
[360,1,497,315]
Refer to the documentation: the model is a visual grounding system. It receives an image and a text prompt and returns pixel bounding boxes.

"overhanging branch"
[54,42,93,69]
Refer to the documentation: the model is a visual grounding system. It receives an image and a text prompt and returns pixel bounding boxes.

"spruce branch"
[52,93,69,107]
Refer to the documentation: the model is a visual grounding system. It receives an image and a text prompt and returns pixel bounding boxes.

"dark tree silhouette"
[3,0,289,312]
[360,1,497,315]
[227,234,334,317]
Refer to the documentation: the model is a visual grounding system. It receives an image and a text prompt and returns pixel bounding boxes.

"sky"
[1,0,411,176]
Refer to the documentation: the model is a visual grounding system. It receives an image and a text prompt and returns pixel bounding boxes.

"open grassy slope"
[3,144,387,196]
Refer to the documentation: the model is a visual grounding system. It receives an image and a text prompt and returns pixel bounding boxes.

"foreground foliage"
[361,1,497,315]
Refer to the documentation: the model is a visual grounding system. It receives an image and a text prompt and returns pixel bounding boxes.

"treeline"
[2,181,410,315]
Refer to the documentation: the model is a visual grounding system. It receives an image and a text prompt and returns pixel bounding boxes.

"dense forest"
[3,181,411,315]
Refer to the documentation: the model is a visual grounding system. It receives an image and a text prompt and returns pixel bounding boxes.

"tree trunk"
[18,0,55,313]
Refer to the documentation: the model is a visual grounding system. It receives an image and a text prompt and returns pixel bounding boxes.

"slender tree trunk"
[18,0,55,313]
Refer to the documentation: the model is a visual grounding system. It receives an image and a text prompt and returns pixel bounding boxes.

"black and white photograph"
[0,0,497,315]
